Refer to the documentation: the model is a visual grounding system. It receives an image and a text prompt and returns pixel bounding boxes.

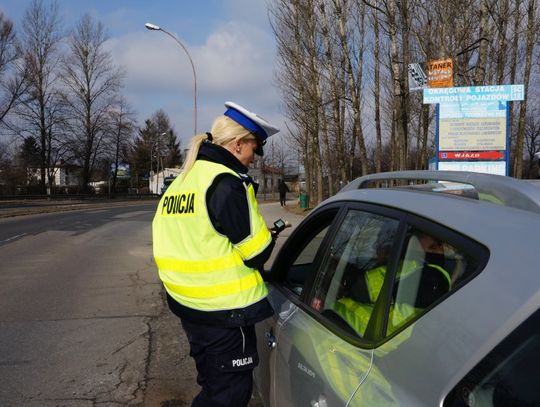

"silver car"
[254,170,540,407]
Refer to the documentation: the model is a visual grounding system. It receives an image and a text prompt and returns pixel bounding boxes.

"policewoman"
[152,101,279,406]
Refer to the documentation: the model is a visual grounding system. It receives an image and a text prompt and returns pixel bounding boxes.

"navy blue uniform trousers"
[181,319,259,407]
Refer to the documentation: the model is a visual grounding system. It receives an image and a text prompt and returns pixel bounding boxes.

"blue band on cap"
[224,108,267,141]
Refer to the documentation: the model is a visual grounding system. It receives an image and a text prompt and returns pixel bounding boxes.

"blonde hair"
[180,116,255,179]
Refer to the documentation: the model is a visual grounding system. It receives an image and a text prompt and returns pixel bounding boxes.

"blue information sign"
[423,85,524,176]
[423,85,524,104]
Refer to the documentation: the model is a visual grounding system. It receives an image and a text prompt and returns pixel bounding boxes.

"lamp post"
[145,23,197,136]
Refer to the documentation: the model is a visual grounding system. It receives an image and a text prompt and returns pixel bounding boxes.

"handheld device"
[271,218,291,236]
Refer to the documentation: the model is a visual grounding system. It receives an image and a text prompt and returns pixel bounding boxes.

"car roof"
[340,170,540,214]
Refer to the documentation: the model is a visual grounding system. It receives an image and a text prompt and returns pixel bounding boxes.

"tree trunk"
[495,0,510,84]
[399,0,411,169]
[473,0,489,85]
[388,0,407,170]
[513,0,536,178]
[508,0,521,171]
[372,6,382,174]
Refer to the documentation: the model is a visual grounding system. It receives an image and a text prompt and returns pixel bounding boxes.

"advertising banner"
[427,58,453,88]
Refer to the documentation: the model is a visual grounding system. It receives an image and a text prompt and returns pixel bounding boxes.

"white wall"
[149,168,182,194]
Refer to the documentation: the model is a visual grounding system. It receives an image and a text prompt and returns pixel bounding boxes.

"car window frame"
[269,201,405,347]
[269,201,345,306]
[302,202,409,346]
[269,200,490,349]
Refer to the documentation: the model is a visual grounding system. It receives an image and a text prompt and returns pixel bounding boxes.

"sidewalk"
[0,197,158,219]
[257,199,308,268]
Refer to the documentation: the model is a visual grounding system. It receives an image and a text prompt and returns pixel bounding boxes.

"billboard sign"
[111,162,130,179]
[424,85,525,176]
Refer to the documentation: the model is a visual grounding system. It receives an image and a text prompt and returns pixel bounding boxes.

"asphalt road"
[0,198,306,406]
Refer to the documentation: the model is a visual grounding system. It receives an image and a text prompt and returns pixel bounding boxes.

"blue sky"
[0,0,283,148]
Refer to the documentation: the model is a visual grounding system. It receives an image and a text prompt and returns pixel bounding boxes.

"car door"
[255,206,339,406]
[259,204,406,406]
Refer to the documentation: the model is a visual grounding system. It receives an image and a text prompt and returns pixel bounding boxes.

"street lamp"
[145,22,198,136]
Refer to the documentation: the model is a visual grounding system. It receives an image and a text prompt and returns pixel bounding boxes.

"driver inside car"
[334,231,451,338]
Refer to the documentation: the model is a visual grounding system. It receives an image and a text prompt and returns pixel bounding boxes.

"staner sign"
[427,58,453,88]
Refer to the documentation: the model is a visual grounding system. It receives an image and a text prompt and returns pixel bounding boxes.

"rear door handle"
[265,330,276,348]
[310,395,328,407]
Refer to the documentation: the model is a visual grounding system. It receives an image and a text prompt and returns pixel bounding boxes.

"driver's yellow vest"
[152,160,272,311]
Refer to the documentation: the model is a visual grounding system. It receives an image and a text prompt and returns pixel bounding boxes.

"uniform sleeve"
[207,174,274,268]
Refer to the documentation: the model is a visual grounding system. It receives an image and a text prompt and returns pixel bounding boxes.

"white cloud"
[105,17,283,146]
[197,21,274,94]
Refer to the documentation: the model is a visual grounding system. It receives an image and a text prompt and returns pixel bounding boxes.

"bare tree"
[319,0,348,188]
[333,0,369,177]
[15,0,64,194]
[265,135,296,176]
[0,12,27,126]
[271,0,540,186]
[61,13,123,192]
[104,96,136,193]
[270,0,320,205]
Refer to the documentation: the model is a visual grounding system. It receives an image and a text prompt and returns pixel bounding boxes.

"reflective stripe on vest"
[364,260,452,303]
[152,160,271,311]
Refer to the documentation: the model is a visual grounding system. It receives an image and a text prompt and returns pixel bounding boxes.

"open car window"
[273,207,339,297]
[284,225,330,296]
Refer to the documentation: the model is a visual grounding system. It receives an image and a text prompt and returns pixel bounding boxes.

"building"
[249,159,300,200]
[149,167,182,194]
[27,161,83,192]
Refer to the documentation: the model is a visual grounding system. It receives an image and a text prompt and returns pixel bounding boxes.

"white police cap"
[224,101,280,156]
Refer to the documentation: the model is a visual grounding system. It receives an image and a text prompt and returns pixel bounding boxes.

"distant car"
[161,176,176,195]
[254,170,540,407]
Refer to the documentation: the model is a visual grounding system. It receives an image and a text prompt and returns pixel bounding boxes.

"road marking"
[1,233,27,243]
[114,211,153,219]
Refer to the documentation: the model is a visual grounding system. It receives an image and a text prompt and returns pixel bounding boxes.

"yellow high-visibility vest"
[152,160,272,311]
[334,260,451,337]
